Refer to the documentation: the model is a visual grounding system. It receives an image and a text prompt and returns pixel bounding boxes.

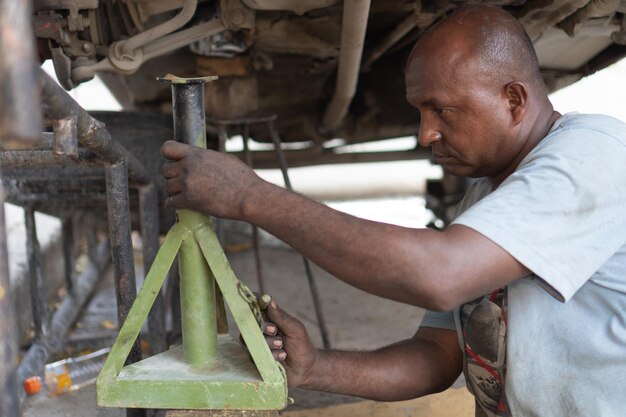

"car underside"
[31,0,626,166]
[0,2,625,413]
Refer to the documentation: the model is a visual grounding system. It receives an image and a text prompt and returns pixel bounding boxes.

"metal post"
[217,124,228,153]
[0,0,42,147]
[267,120,293,190]
[62,217,75,293]
[160,74,219,365]
[38,70,151,185]
[167,77,213,148]
[139,183,167,354]
[53,115,79,158]
[178,213,218,365]
[105,162,142,364]
[0,187,19,417]
[267,120,331,349]
[24,208,49,341]
[17,239,111,403]
[105,160,145,417]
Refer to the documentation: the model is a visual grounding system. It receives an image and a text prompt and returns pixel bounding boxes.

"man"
[161,6,626,417]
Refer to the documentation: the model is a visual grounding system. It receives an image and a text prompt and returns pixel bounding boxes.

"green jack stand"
[96,75,288,411]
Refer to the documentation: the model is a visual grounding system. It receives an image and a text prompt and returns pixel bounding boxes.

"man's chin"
[439,163,474,178]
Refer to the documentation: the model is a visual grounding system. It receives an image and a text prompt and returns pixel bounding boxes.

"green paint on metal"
[196,226,285,385]
[179,235,218,365]
[98,224,184,384]
[97,209,288,410]
[178,206,218,365]
[99,338,286,410]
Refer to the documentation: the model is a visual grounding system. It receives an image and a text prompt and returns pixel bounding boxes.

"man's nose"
[417,121,442,147]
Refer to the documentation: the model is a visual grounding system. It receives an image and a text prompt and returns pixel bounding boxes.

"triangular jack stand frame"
[97,74,287,411]
[96,209,288,410]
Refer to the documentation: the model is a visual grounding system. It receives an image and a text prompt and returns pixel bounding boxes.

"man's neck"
[488,108,562,188]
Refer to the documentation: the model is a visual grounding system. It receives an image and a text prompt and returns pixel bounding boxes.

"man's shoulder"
[547,112,626,142]
[556,111,625,126]
[523,112,626,166]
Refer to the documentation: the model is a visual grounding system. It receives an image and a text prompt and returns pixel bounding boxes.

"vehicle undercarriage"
[1,1,625,415]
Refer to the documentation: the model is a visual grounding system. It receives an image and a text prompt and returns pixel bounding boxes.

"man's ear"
[505,82,527,125]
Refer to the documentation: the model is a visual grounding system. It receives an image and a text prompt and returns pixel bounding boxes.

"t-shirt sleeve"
[420,310,456,331]
[452,121,626,302]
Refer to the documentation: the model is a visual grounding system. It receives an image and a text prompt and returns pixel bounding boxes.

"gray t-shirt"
[421,113,626,417]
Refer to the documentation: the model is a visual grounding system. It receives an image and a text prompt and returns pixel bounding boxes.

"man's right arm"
[265,299,463,401]
[161,142,528,311]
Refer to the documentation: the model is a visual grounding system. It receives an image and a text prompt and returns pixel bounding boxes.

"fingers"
[265,334,283,349]
[263,321,287,361]
[161,140,191,161]
[162,165,186,208]
[265,299,306,337]
[260,296,288,361]
[263,322,277,336]
[165,177,184,195]
[272,349,287,362]
[266,333,287,362]
[165,192,187,209]
[162,161,182,179]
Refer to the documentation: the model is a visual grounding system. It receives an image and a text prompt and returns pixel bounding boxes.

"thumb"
[161,140,191,161]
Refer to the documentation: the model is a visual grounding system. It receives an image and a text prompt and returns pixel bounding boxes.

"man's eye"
[434,108,449,116]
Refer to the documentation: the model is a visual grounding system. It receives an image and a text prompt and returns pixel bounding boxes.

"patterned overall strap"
[460,288,510,417]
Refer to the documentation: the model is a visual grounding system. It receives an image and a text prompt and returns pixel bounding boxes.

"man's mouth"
[432,152,452,162]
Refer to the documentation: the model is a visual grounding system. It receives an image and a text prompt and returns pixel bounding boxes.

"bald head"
[407,6,545,94]
[404,6,559,184]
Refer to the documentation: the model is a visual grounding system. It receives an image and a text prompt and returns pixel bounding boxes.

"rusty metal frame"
[16,237,111,403]
[0,187,19,417]
[0,68,167,417]
[0,1,40,414]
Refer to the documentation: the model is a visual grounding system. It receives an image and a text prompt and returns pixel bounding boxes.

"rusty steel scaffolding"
[1,1,40,416]
[1,64,168,417]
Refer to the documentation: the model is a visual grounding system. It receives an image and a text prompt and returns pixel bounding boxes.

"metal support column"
[139,183,167,354]
[179,214,218,365]
[105,160,142,365]
[97,75,286,411]
[105,160,145,417]
[24,208,50,341]
[62,217,75,293]
[164,74,219,365]
[0,187,19,417]
[16,237,111,401]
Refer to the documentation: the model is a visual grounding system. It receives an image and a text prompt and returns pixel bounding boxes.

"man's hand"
[261,297,319,388]
[262,296,463,400]
[161,140,264,219]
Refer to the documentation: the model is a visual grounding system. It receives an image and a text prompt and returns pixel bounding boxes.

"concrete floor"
[21,229,472,417]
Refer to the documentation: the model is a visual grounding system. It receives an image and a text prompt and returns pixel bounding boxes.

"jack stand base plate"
[97,335,287,410]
